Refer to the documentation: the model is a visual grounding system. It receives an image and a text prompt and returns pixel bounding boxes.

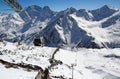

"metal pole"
[71,64,74,79]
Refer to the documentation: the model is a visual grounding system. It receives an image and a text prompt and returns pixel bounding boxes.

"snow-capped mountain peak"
[19,5,55,22]
[64,7,77,14]
[0,5,120,48]
[100,5,118,11]
[43,6,51,10]
[101,5,112,10]
[90,5,118,21]
[76,9,93,20]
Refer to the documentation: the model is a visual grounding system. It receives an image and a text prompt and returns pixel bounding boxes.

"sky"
[0,0,120,13]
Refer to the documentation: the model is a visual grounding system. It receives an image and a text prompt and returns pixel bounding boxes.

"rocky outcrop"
[35,68,50,79]
[0,59,43,71]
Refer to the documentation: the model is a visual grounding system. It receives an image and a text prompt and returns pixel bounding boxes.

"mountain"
[90,5,118,21]
[19,5,55,22]
[0,5,120,48]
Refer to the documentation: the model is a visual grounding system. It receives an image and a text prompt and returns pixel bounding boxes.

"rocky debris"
[49,59,63,68]
[51,75,66,79]
[35,68,51,79]
[34,35,44,47]
[48,47,63,68]
[0,59,43,71]
[104,54,120,59]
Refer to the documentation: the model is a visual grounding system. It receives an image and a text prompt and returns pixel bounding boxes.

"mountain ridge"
[0,5,120,48]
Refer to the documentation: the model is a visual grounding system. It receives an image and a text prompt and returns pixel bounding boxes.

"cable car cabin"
[33,36,44,47]
[3,0,22,12]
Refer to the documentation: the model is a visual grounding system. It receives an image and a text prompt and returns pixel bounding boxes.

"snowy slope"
[0,42,120,79]
[90,5,118,21]
[71,10,120,48]
[0,63,37,79]
[0,13,24,42]
[0,5,120,48]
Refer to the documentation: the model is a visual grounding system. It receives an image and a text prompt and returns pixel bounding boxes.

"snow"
[0,63,37,79]
[0,5,120,79]
[55,24,65,42]
[0,42,120,79]
[0,5,120,48]
[12,13,24,25]
[70,9,120,47]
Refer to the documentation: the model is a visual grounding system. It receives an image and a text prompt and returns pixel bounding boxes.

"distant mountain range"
[0,5,120,48]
